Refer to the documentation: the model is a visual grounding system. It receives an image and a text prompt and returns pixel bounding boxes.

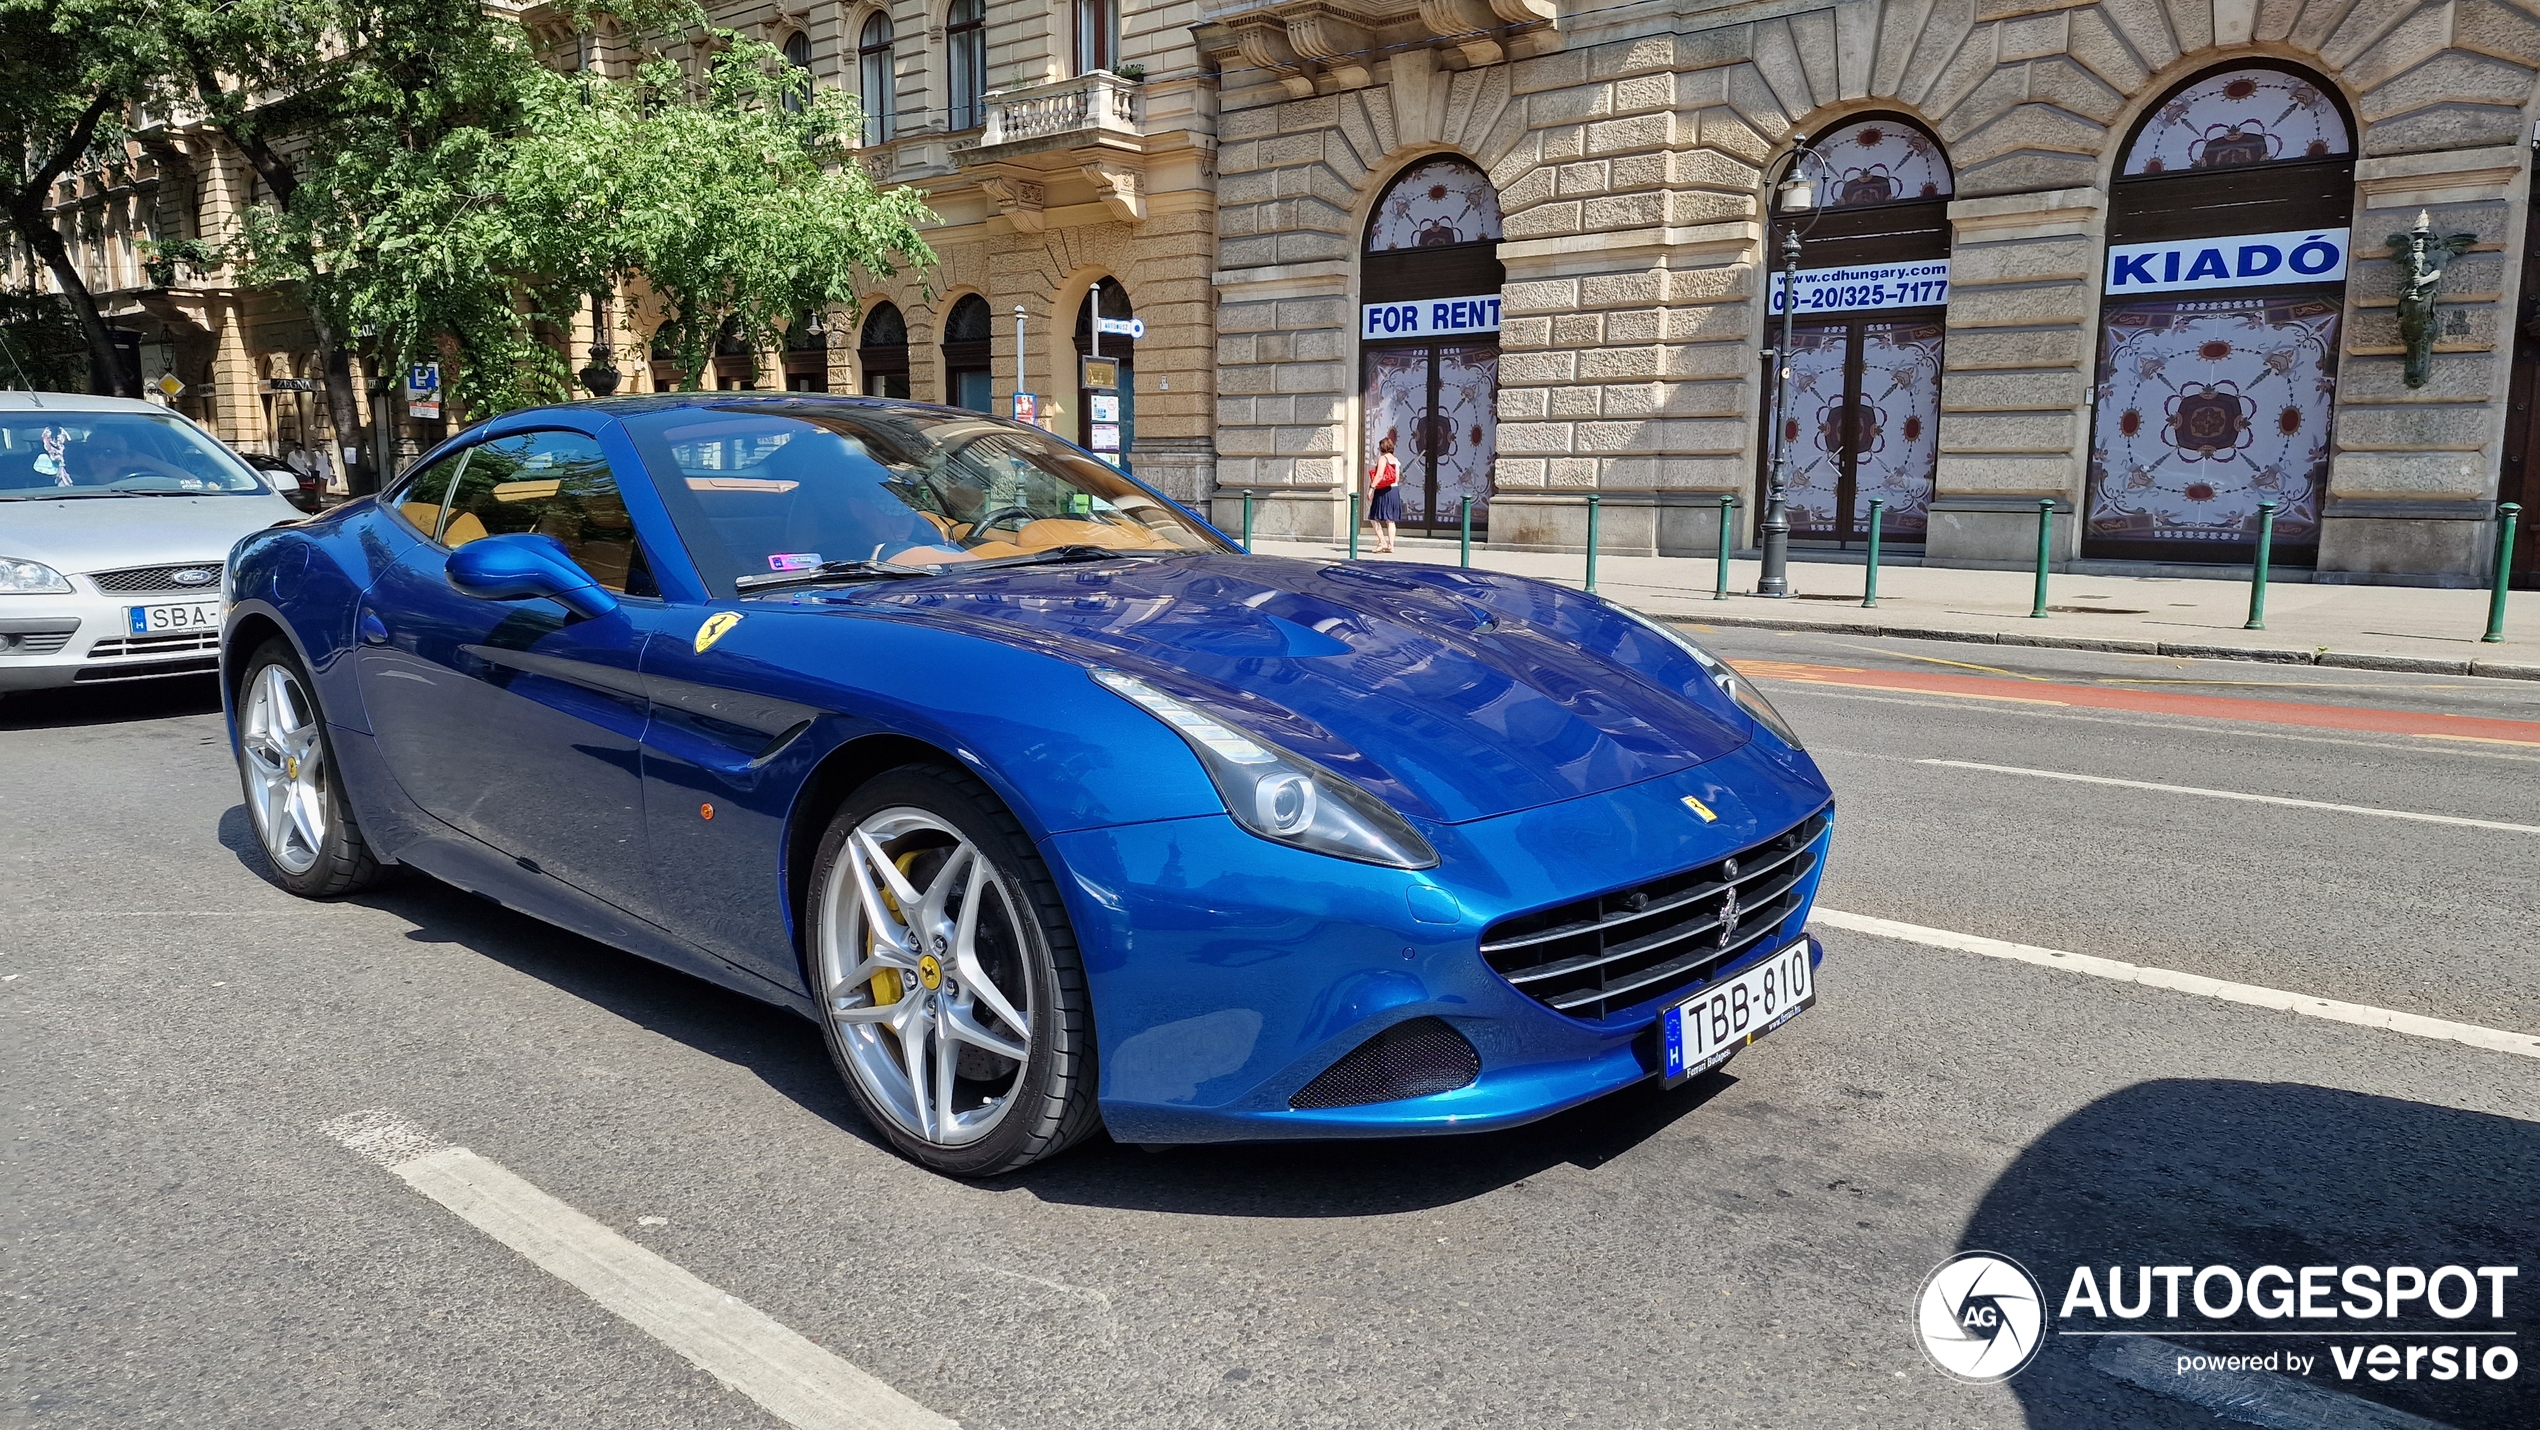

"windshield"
[622,402,1228,595]
[0,411,272,499]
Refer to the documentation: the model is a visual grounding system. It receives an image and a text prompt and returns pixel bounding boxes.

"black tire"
[233,638,385,899]
[806,763,1101,1176]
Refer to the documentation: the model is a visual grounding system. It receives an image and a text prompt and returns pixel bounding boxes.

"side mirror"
[445,533,619,621]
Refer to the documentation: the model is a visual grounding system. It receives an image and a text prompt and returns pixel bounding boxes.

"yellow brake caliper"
[868,851,925,1007]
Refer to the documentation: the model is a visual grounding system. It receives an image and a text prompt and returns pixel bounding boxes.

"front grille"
[1481,808,1830,1023]
[72,654,219,682]
[1,631,74,655]
[1289,1017,1482,1110]
[86,563,224,594]
[88,631,222,658]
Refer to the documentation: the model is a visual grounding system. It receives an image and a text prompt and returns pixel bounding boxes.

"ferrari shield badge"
[694,611,742,653]
[1680,794,1719,823]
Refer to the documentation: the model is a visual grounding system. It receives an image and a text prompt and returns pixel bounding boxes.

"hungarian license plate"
[1661,939,1815,1085]
[126,600,222,635]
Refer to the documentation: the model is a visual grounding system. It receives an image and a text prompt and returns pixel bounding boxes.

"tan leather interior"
[441,511,489,547]
[399,501,445,536]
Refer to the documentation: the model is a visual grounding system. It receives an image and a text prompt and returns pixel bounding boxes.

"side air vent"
[1288,1017,1481,1110]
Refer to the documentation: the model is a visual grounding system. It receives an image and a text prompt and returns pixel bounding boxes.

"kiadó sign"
[2104,227,2349,295]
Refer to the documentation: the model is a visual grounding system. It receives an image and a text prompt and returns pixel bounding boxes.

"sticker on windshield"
[768,552,822,572]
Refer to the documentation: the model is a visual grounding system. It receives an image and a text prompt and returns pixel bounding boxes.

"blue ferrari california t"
[223,395,1833,1175]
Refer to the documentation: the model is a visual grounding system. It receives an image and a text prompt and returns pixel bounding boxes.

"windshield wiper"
[960,544,1180,573]
[735,558,941,593]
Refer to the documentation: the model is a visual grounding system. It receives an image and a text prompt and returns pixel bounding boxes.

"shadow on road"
[216,800,1719,1209]
[0,674,221,729]
[1965,1079,2538,1430]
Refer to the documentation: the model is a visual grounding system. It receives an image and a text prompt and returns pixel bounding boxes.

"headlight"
[1092,668,1440,869]
[1610,605,1806,751]
[0,557,72,595]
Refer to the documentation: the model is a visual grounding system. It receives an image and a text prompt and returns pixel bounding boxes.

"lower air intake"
[1289,1017,1481,1110]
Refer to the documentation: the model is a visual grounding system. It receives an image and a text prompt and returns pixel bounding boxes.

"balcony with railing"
[953,71,1143,167]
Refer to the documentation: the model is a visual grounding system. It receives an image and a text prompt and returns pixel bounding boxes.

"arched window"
[941,294,993,411]
[859,302,909,398]
[2122,67,2351,176]
[858,14,895,144]
[2087,63,2356,566]
[1758,114,1953,550]
[1361,155,1502,532]
[712,314,755,389]
[947,0,986,132]
[1074,0,1116,76]
[1075,279,1134,465]
[780,31,812,114]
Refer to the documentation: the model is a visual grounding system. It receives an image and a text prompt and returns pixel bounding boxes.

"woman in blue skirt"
[1367,434,1404,553]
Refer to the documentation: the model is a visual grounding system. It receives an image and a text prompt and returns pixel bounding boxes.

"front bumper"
[1048,735,1834,1144]
[0,586,224,691]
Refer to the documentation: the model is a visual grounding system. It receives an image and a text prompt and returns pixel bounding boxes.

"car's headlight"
[1092,668,1440,869]
[0,557,72,595]
[1610,605,1806,751]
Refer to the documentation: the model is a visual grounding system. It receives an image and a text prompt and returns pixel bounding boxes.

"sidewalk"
[1250,538,2540,679]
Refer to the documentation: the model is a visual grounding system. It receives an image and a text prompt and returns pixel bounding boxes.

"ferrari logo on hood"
[694,611,742,653]
[1680,794,1719,823]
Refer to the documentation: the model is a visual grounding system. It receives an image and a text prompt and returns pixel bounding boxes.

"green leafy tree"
[0,0,160,396]
[0,287,95,392]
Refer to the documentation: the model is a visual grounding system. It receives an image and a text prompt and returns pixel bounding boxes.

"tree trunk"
[17,219,135,397]
[0,92,138,397]
[309,306,381,497]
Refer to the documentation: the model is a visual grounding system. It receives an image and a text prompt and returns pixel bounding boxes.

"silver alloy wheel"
[240,662,330,877]
[819,807,1035,1147]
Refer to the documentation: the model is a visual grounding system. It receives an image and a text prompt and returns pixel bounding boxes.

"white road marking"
[1810,909,2540,1061]
[321,1111,952,1430]
[1917,758,2540,835]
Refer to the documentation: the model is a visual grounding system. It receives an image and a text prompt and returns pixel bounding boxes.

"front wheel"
[808,764,1100,1176]
[235,640,384,898]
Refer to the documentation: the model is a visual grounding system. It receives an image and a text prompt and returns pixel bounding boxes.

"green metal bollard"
[1715,494,1734,600]
[1585,494,1601,592]
[1349,492,1361,560]
[1862,498,1885,609]
[2030,498,2055,618]
[2488,502,2522,643]
[2244,500,2278,631]
[1242,491,1254,553]
[1459,495,1473,568]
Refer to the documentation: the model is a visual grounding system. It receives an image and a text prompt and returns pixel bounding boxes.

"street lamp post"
[1756,135,1825,599]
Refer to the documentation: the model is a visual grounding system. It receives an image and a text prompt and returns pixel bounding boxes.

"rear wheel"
[235,640,383,898]
[808,764,1099,1176]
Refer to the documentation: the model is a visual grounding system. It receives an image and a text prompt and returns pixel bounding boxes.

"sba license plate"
[127,601,222,635]
[1661,939,1815,1084]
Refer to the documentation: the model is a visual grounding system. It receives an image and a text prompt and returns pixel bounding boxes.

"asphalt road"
[8,635,2535,1430]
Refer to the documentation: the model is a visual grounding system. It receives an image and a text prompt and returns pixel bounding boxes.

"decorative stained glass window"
[1805,119,1951,207]
[2086,294,2340,545]
[2123,68,2351,177]
[1367,156,1501,252]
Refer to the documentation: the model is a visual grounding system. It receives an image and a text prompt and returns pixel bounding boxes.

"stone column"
[2321,145,2525,586]
[1925,186,2105,567]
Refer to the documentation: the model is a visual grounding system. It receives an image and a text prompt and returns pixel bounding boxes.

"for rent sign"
[2105,227,2349,294]
[1362,295,1503,339]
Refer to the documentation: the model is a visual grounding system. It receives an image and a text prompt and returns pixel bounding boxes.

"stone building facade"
[1197,0,2540,585]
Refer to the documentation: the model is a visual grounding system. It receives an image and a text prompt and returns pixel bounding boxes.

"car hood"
[0,493,300,574]
[835,555,1754,824]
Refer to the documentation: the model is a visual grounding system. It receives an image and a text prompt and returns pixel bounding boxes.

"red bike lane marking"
[1730,660,2540,747]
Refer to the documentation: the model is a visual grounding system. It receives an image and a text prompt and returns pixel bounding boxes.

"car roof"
[0,391,191,415]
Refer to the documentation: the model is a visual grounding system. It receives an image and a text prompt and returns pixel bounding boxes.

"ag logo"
[694,611,742,653]
[1915,1251,2046,1382]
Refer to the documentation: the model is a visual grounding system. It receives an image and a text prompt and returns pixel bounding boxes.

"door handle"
[358,612,390,646]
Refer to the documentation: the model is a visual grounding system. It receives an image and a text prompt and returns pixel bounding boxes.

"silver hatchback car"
[0,393,302,691]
